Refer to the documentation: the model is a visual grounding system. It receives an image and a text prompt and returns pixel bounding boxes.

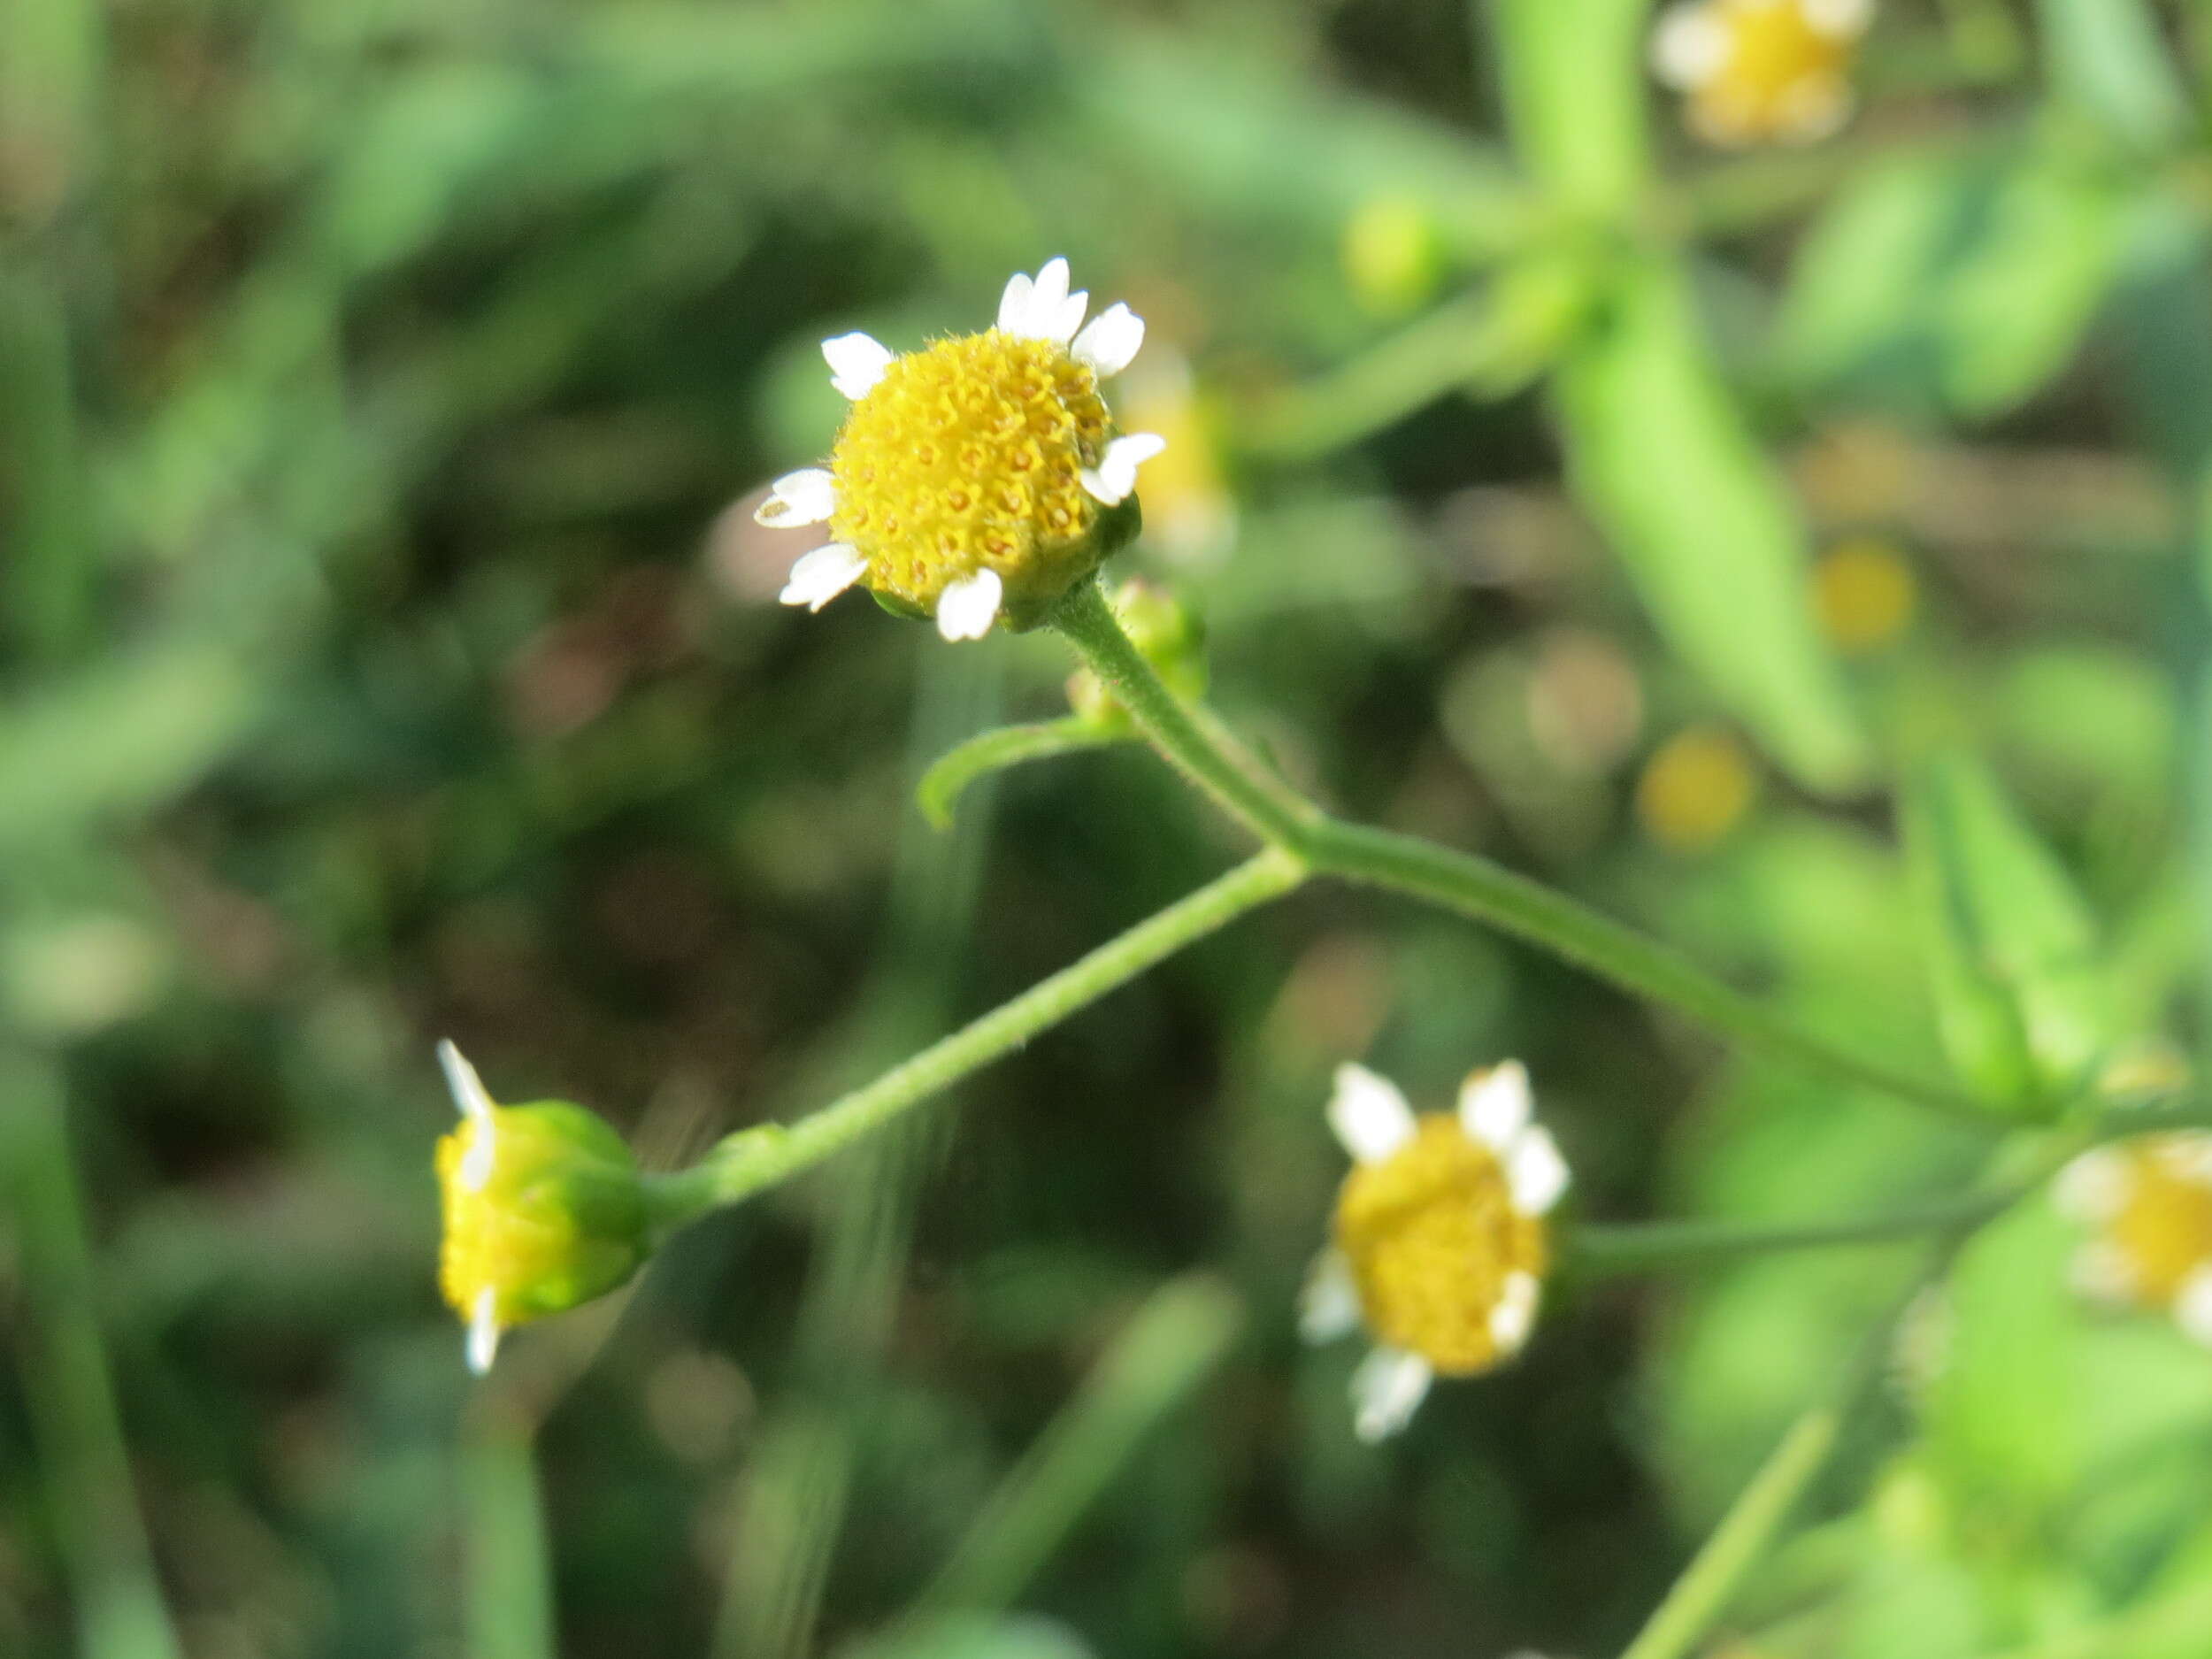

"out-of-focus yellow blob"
[1636,725,1758,853]
[1815,537,1917,654]
[1341,196,1443,318]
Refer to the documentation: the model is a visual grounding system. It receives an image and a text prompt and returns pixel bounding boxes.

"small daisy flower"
[1652,0,1873,147]
[754,258,1166,641]
[1302,1061,1568,1441]
[2055,1135,2212,1346]
[434,1041,651,1374]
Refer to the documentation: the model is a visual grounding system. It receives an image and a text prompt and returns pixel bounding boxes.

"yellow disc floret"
[830,330,1115,628]
[1333,1114,1548,1375]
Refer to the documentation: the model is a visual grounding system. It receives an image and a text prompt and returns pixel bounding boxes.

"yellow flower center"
[1694,0,1854,143]
[1333,1115,1548,1375]
[2106,1140,2212,1306]
[829,330,1112,623]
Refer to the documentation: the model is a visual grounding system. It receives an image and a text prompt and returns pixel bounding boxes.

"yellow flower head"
[1302,1062,1568,1440]
[2056,1136,2212,1345]
[434,1041,650,1374]
[1653,0,1871,147]
[755,259,1165,641]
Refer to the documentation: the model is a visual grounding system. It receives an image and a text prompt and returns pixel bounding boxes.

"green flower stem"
[1570,1183,2030,1277]
[914,714,1125,831]
[1613,1130,2082,1659]
[1617,1236,1964,1659]
[1303,820,1989,1121]
[1048,577,1322,849]
[1049,578,1988,1123]
[643,847,1307,1233]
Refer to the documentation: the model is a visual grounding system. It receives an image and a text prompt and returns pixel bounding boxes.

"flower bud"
[434,1041,650,1373]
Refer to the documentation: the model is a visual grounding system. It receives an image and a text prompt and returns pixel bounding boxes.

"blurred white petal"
[1802,0,1871,37]
[2178,1266,2212,1347]
[1459,1061,1532,1151]
[439,1040,498,1192]
[1491,1270,1541,1354]
[1327,1064,1417,1164]
[1351,1347,1432,1441]
[1508,1126,1570,1216]
[467,1287,502,1375]
[1299,1249,1363,1344]
[1652,6,1730,86]
[2053,1149,2128,1223]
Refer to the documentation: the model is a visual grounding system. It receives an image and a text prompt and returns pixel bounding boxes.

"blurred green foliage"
[5,0,2212,1656]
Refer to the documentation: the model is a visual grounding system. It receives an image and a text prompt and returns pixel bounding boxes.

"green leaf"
[0,644,259,847]
[1555,257,1870,793]
[1901,752,2115,1104]
[2032,0,2191,154]
[915,718,1125,831]
[1774,144,2131,420]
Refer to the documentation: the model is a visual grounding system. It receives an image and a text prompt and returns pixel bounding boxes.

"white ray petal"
[997,269,1035,332]
[779,542,868,612]
[1802,0,1871,38]
[755,467,837,528]
[1491,1270,1541,1355]
[2052,1149,2128,1223]
[467,1286,502,1375]
[822,332,895,400]
[2177,1265,2212,1348]
[1652,5,1731,86]
[1071,303,1147,376]
[935,569,1003,641]
[1299,1249,1363,1345]
[1350,1346,1432,1442]
[1048,288,1089,346]
[1327,1064,1417,1164]
[2070,1241,2136,1303]
[1010,257,1071,340]
[2154,1135,2212,1185]
[1079,432,1167,506]
[439,1040,498,1193]
[1507,1125,1570,1217]
[1459,1061,1532,1152]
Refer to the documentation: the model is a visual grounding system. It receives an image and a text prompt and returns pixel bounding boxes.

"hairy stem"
[645,847,1306,1231]
[1048,577,1320,849]
[1050,579,1986,1122]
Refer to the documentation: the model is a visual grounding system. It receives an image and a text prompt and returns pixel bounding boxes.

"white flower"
[1306,1061,1566,1441]
[751,260,1166,641]
[2055,1133,2212,1346]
